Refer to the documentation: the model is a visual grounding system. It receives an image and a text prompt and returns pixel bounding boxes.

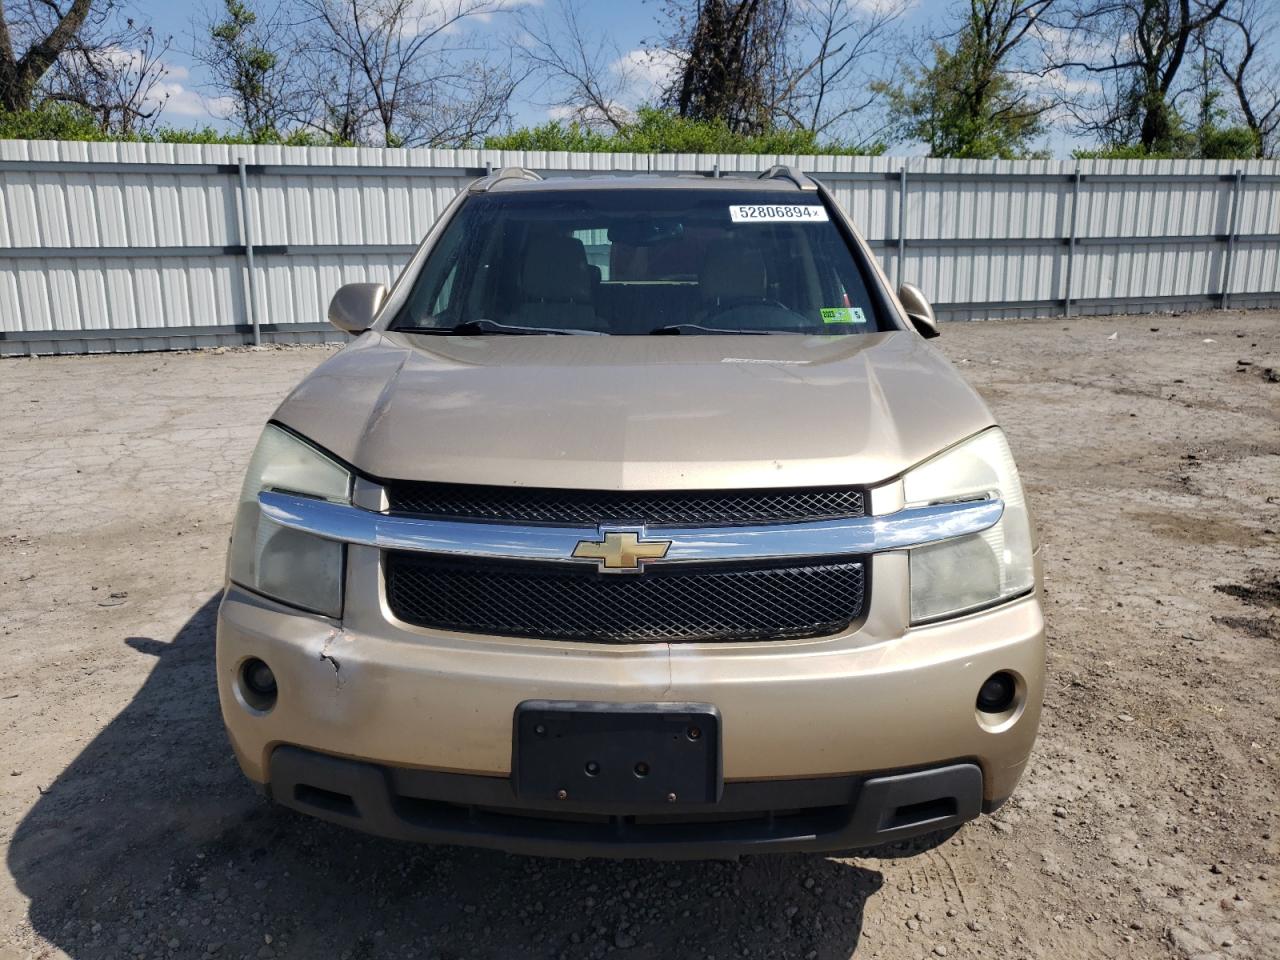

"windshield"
[390,187,892,335]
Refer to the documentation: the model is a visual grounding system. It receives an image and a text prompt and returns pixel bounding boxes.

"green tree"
[200,0,289,140]
[879,0,1053,159]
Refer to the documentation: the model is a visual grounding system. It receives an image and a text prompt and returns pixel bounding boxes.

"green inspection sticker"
[820,306,866,324]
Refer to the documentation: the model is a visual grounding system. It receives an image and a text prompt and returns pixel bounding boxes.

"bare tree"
[517,0,635,132]
[45,18,173,135]
[292,0,520,147]
[659,0,791,136]
[518,0,907,144]
[776,0,911,141]
[2,0,175,134]
[1047,0,1231,151]
[0,0,95,112]
[1211,0,1279,156]
[654,0,911,143]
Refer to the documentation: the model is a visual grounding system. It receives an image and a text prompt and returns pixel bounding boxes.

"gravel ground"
[1,311,1278,960]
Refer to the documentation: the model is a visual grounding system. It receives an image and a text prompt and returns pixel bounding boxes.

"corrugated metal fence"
[2,139,1278,355]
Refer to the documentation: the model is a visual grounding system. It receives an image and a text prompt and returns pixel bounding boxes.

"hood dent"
[355,347,410,466]
[857,349,904,473]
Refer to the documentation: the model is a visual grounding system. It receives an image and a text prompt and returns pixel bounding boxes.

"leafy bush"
[1198,125,1259,160]
[1073,100,1259,162]
[481,121,616,152]
[1073,127,1258,161]
[0,104,113,142]
[484,107,885,155]
[0,104,346,146]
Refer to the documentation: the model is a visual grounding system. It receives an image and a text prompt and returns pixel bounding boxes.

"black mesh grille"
[385,554,865,644]
[385,482,865,526]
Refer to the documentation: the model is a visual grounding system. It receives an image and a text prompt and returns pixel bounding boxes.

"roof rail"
[758,165,817,191]
[469,166,543,193]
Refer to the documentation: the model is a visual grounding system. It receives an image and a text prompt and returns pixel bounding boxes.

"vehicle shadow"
[8,597,913,959]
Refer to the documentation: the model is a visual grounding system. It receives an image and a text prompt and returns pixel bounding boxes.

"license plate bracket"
[513,701,722,810]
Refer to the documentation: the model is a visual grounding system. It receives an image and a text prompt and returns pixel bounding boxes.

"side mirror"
[328,282,387,334]
[899,283,939,339]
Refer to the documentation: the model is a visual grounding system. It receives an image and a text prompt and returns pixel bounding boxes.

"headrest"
[699,241,767,304]
[521,235,592,302]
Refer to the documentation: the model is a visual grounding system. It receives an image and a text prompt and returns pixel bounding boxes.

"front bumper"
[268,746,985,859]
[216,548,1045,856]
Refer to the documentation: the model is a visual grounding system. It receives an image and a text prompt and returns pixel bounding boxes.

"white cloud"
[82,47,237,124]
[839,0,920,16]
[401,0,541,35]
[153,65,236,120]
[544,99,636,127]
[611,47,680,106]
[159,84,237,120]
[1013,63,1102,99]
[1037,22,1123,65]
[536,46,678,126]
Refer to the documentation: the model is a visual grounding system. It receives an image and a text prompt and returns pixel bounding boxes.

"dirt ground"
[1,310,1277,960]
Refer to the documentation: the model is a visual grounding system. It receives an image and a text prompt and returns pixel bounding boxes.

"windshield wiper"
[407,319,599,336]
[649,323,781,335]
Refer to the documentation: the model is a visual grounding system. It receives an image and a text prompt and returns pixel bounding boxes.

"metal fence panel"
[1,139,1278,354]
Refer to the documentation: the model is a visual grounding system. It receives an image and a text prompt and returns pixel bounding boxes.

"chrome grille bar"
[258,490,1003,565]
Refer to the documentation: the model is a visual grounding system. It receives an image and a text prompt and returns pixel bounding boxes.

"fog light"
[239,657,278,711]
[977,672,1016,714]
[245,658,276,695]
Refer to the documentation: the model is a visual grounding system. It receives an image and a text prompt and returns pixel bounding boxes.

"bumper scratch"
[319,630,345,690]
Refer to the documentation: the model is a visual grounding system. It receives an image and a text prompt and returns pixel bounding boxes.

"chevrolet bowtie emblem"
[572,529,671,573]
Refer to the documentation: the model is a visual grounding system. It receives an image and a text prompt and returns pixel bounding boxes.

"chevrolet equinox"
[217,166,1045,859]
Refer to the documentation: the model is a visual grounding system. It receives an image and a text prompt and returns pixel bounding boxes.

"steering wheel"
[700,297,807,326]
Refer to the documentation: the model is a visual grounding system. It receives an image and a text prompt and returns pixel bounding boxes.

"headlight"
[228,424,351,617]
[902,428,1034,623]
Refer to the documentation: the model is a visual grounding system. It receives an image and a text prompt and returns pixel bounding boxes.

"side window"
[431,264,456,314]
[574,228,610,281]
[399,212,467,324]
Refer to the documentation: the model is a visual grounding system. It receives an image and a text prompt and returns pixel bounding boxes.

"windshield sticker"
[821,306,866,324]
[729,204,829,223]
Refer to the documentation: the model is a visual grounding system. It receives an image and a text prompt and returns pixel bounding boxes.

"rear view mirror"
[328,282,387,334]
[899,283,939,339]
[607,218,684,247]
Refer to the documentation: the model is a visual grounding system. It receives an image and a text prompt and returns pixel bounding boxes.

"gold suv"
[217,167,1044,859]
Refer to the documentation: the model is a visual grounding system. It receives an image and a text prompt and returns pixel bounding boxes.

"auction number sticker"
[729,204,829,223]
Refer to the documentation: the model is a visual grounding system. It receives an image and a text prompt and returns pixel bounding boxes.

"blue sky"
[136,1,684,128]
[135,0,1066,152]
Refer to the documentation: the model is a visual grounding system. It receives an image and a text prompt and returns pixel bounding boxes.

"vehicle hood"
[273,330,996,489]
